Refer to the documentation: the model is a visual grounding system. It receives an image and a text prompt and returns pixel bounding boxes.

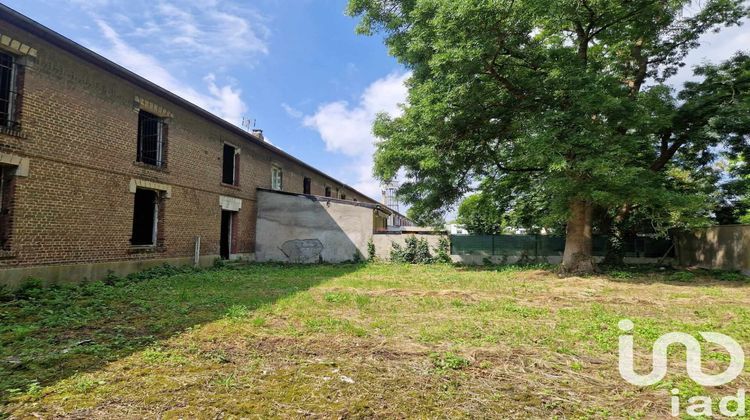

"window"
[222,144,238,185]
[325,186,331,197]
[0,166,14,249]
[303,177,311,195]
[137,110,166,167]
[0,52,20,129]
[336,188,340,199]
[131,188,159,246]
[341,193,346,200]
[271,165,283,191]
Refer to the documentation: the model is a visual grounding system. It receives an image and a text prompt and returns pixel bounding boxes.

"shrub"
[390,242,406,263]
[14,278,44,300]
[392,236,434,264]
[367,239,376,262]
[435,236,451,263]
[0,284,13,302]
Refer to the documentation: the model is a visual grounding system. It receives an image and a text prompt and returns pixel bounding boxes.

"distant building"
[446,224,469,235]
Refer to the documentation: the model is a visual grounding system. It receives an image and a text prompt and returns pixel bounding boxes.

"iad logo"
[618,319,746,417]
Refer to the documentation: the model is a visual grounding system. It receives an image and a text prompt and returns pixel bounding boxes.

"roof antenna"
[241,117,255,131]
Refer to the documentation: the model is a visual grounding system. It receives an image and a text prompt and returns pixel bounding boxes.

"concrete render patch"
[0,255,222,288]
[129,178,172,198]
[219,195,242,212]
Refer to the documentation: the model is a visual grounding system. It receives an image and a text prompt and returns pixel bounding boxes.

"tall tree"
[456,194,506,234]
[348,0,749,273]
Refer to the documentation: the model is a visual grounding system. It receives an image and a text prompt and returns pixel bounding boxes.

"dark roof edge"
[0,4,384,205]
[257,188,393,215]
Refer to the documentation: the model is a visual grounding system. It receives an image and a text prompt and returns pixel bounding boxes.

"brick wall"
[0,17,378,273]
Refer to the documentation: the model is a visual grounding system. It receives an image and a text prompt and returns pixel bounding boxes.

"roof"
[256,188,393,215]
[0,4,385,206]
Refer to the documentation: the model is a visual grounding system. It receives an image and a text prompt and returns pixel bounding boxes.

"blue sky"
[2,0,749,206]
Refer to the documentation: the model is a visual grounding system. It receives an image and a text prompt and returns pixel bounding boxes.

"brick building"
[0,5,400,286]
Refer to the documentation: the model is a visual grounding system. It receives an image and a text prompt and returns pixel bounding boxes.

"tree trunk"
[561,199,597,275]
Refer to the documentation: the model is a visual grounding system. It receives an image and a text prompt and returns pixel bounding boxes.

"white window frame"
[271,165,283,191]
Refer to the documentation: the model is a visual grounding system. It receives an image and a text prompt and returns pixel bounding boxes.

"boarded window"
[222,144,237,185]
[271,165,283,191]
[303,177,311,195]
[0,52,20,129]
[137,110,165,167]
[131,188,158,245]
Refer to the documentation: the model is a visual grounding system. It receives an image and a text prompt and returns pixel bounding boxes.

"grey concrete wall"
[0,254,220,288]
[372,233,444,260]
[255,190,372,263]
[676,226,750,274]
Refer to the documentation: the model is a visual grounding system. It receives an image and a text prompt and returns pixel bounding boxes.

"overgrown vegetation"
[3,264,750,417]
[390,236,433,264]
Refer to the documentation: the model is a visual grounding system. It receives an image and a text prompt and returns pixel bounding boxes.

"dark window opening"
[325,186,331,197]
[0,52,20,130]
[137,110,165,167]
[220,210,232,259]
[341,193,347,200]
[222,144,237,185]
[0,166,15,249]
[131,188,158,246]
[303,177,311,195]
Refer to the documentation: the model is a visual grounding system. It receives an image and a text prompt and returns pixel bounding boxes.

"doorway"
[220,210,232,259]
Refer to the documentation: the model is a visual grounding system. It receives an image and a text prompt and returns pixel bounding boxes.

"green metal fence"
[450,234,673,258]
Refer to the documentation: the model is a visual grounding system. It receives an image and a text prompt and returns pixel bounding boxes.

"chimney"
[251,128,264,141]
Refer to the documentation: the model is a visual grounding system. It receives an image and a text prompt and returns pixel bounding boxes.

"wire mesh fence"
[450,234,674,258]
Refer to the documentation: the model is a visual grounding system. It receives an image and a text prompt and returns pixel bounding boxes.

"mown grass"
[2,263,749,418]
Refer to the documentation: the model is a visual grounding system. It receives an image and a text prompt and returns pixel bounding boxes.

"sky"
[2,0,748,208]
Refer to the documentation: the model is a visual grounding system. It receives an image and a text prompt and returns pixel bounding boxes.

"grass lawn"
[2,263,749,418]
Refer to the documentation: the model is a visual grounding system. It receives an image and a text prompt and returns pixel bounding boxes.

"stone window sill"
[133,161,169,173]
[0,125,26,139]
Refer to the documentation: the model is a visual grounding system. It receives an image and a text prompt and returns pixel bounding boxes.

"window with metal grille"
[222,144,237,185]
[271,165,283,191]
[303,177,311,195]
[137,110,165,167]
[0,52,20,130]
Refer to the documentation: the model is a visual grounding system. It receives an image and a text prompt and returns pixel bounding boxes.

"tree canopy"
[348,0,750,273]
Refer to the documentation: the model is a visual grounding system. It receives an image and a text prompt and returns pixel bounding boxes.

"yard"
[2,263,749,418]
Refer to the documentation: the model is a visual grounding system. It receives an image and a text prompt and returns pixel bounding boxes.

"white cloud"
[281,102,304,119]
[303,71,410,198]
[76,0,269,67]
[95,20,247,124]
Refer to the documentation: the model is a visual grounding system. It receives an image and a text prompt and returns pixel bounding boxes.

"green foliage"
[436,236,451,263]
[669,271,696,282]
[430,352,470,371]
[348,0,750,257]
[390,236,434,264]
[14,278,44,300]
[457,194,505,235]
[367,238,376,261]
